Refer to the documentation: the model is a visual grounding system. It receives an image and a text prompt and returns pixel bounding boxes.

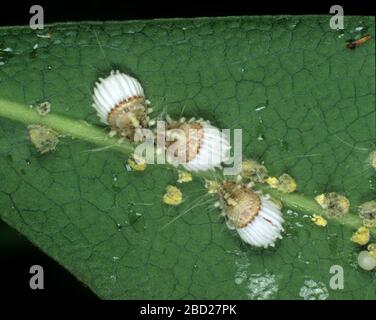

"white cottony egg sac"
[165,119,231,172]
[92,70,149,140]
[236,196,284,248]
[92,71,231,169]
[217,181,284,248]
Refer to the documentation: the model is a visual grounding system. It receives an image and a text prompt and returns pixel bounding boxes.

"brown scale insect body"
[166,122,204,163]
[218,181,261,229]
[107,96,148,141]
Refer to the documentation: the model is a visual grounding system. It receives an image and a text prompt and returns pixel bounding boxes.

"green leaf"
[0,16,375,299]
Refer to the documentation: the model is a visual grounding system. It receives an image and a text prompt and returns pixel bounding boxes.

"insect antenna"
[159,193,213,231]
[93,29,112,70]
[334,134,371,153]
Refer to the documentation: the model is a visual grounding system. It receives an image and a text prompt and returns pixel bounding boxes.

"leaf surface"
[0,16,375,299]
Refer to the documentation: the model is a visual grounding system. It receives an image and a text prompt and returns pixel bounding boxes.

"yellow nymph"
[177,170,192,183]
[266,177,279,189]
[311,214,327,227]
[205,180,220,194]
[127,155,147,171]
[351,226,370,246]
[367,243,376,259]
[163,185,183,206]
[266,174,297,193]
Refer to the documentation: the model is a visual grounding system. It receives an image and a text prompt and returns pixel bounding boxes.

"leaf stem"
[0,98,134,154]
[257,185,375,237]
[0,98,370,236]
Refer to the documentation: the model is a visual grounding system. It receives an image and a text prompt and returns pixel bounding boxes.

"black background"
[0,0,374,300]
[0,0,373,26]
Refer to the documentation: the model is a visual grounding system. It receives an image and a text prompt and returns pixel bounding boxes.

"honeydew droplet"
[357,251,376,271]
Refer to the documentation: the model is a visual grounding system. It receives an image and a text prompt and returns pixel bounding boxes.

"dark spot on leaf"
[29,50,37,59]
[127,211,145,232]
[111,184,121,192]
[279,138,289,151]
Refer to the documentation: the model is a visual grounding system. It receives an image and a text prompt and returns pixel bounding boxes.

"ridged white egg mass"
[92,70,148,140]
[165,119,231,172]
[218,181,284,248]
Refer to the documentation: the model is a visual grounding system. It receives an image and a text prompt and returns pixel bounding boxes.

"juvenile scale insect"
[165,117,231,172]
[217,181,284,248]
[92,70,152,141]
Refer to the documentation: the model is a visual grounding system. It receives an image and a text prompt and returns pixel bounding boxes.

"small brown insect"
[217,181,261,228]
[165,121,204,163]
[216,181,285,248]
[346,34,372,49]
[92,71,152,142]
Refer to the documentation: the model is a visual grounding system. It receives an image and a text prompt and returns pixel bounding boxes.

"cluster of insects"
[89,70,376,255]
[26,67,375,262]
[91,70,285,248]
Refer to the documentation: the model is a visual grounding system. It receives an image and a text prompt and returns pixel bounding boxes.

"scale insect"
[314,192,350,218]
[358,200,376,227]
[92,70,153,141]
[216,181,284,248]
[27,125,59,154]
[164,116,231,172]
